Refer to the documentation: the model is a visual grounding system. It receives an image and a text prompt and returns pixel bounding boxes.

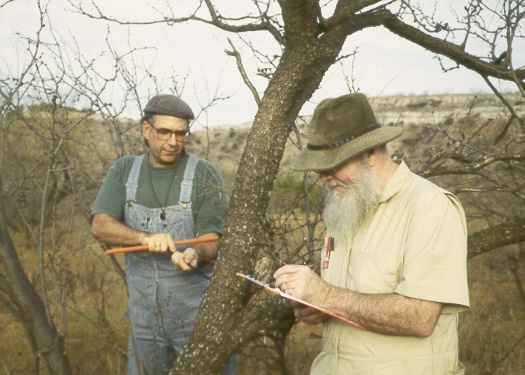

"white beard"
[322,162,381,237]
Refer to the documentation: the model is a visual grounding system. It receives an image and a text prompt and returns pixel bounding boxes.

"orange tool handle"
[105,236,219,255]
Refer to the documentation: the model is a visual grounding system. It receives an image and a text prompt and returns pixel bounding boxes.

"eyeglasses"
[150,124,190,142]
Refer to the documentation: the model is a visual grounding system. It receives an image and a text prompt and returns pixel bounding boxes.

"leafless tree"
[66,0,525,373]
[1,0,524,373]
[0,2,73,373]
[71,0,525,374]
[0,3,227,374]
[1,1,247,372]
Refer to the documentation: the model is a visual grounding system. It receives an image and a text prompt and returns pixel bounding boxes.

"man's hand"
[171,248,198,271]
[141,233,176,252]
[290,301,328,325]
[274,265,330,325]
[274,265,329,304]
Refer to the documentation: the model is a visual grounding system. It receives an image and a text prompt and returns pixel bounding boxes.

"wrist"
[138,233,148,245]
[318,281,335,307]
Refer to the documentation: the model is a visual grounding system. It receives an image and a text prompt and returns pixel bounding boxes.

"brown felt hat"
[293,93,403,172]
[144,94,195,120]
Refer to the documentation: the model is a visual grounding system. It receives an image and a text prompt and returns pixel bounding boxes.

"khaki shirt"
[312,161,469,375]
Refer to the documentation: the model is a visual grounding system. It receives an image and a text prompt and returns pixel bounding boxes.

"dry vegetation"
[1,93,524,374]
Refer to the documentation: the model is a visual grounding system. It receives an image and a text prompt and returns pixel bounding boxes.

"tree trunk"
[0,174,72,374]
[173,1,354,372]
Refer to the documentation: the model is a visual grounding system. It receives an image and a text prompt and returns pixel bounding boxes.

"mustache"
[325,180,347,189]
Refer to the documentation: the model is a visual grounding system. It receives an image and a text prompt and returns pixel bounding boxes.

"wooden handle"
[105,236,219,255]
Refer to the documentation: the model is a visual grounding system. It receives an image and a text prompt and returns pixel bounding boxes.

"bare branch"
[225,38,261,106]
[420,152,525,178]
[379,8,525,84]
[468,218,525,258]
[68,0,285,44]
[0,0,15,9]
[481,76,525,143]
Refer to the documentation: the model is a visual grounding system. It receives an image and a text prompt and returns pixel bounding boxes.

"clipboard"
[236,272,365,330]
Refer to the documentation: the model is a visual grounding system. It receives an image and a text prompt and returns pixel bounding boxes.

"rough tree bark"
[0,174,72,374]
[2,0,523,373]
[173,1,525,373]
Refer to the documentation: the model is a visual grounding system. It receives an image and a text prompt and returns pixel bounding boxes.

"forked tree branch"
[378,9,525,84]
[225,38,261,106]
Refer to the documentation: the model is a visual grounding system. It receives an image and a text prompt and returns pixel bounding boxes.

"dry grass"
[1,93,524,374]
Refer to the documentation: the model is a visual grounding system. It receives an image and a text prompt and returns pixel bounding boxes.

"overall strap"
[125,153,146,204]
[179,155,199,204]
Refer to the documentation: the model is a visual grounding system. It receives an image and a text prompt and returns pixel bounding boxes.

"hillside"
[189,92,524,191]
[1,92,523,374]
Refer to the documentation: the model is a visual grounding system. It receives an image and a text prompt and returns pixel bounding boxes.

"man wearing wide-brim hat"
[274,93,469,374]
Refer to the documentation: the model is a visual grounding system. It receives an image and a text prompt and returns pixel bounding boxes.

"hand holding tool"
[105,235,219,255]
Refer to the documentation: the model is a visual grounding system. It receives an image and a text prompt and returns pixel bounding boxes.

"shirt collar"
[379,160,410,203]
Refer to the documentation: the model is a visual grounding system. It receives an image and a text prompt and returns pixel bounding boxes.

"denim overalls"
[124,153,213,374]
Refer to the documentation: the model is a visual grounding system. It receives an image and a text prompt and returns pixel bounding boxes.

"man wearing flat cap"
[91,94,234,374]
[274,93,469,374]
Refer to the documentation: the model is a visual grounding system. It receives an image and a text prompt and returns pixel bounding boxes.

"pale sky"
[1,0,522,128]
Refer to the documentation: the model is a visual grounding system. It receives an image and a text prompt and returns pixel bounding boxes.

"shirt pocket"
[125,208,150,230]
[348,245,402,294]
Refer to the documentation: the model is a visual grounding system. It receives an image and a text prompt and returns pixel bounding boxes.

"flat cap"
[143,94,195,120]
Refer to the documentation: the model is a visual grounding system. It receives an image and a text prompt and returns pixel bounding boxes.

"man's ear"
[142,120,150,140]
[365,148,378,167]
